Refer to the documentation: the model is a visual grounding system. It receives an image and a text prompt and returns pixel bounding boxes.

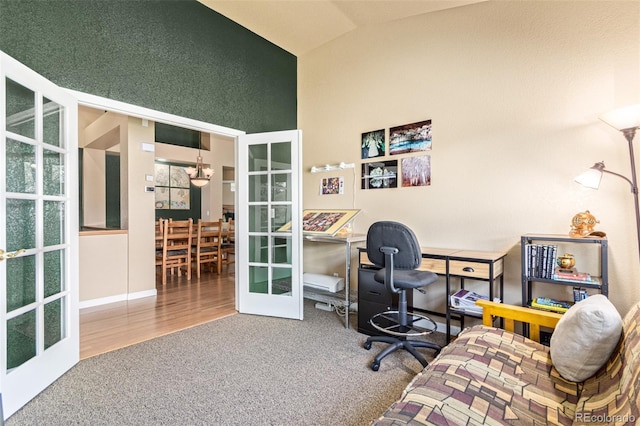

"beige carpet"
[7,300,446,425]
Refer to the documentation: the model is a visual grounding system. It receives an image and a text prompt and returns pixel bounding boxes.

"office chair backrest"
[366,221,422,270]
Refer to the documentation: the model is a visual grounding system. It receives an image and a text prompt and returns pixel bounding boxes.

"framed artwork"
[361,160,397,189]
[321,177,344,195]
[401,155,431,187]
[361,129,385,159]
[169,165,190,188]
[155,163,170,186]
[155,187,170,209]
[170,188,190,210]
[278,209,360,235]
[389,119,432,155]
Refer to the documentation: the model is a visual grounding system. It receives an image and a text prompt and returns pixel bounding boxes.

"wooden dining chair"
[193,219,222,277]
[219,218,235,274]
[157,218,193,285]
[155,218,164,269]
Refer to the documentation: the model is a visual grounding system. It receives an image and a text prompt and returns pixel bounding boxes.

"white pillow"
[550,294,622,382]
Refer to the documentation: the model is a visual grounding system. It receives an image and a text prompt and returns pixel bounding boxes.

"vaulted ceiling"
[199,0,486,56]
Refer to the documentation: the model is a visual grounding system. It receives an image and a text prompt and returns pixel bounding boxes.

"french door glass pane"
[249,266,268,294]
[249,236,268,263]
[271,142,291,170]
[43,200,65,246]
[249,205,268,232]
[249,174,268,202]
[7,310,36,370]
[6,199,36,251]
[248,144,268,172]
[272,237,291,264]
[44,298,65,349]
[6,255,36,312]
[43,149,64,195]
[44,250,65,297]
[272,206,291,232]
[43,97,63,148]
[272,173,291,201]
[5,138,36,193]
[5,78,35,138]
[273,267,292,296]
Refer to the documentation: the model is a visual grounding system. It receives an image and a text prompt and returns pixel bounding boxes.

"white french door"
[237,130,303,320]
[0,51,79,419]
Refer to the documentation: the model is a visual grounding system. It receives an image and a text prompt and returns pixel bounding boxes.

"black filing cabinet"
[357,252,412,335]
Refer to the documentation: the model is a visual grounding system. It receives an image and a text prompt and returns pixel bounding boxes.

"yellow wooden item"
[475,300,563,343]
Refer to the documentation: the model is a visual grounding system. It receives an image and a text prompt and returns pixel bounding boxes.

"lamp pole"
[620,128,640,262]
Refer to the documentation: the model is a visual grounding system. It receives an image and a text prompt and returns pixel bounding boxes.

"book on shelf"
[450,289,500,314]
[573,287,588,303]
[524,243,558,280]
[530,297,573,313]
[551,267,601,284]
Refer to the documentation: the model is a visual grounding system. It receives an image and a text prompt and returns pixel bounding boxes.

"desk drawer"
[419,257,447,275]
[449,259,503,280]
[361,251,446,275]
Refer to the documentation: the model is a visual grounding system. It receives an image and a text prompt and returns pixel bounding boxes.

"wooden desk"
[358,247,507,341]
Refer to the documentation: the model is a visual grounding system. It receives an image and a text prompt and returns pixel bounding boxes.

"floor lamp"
[575,103,640,262]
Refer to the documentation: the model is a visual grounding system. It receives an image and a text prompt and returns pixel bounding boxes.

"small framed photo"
[361,129,385,159]
[321,177,344,195]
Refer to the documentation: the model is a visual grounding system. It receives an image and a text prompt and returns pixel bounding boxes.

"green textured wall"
[0,0,297,133]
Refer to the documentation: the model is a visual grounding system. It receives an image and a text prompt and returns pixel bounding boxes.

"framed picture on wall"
[321,177,344,195]
[169,165,190,188]
[389,119,432,155]
[155,187,170,209]
[401,155,431,187]
[361,129,385,159]
[170,188,190,210]
[361,160,397,189]
[155,163,170,186]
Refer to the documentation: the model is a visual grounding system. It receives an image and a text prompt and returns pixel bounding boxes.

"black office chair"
[363,221,441,371]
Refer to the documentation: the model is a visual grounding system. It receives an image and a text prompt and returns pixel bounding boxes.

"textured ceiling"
[199,0,486,56]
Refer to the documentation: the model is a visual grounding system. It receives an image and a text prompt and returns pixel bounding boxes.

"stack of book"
[573,287,588,302]
[552,267,601,285]
[524,243,558,279]
[450,289,500,314]
[530,297,573,313]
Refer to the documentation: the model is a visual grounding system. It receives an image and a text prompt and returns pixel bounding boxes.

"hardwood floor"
[79,270,236,360]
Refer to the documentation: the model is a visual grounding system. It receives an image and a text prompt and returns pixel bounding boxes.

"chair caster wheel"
[371,362,380,371]
[364,341,372,350]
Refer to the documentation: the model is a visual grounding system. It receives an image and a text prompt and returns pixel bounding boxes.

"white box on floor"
[303,273,344,293]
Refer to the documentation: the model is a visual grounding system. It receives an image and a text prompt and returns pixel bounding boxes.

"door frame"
[69,89,245,305]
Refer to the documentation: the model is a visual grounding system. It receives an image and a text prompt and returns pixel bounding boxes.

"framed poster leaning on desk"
[280,209,360,236]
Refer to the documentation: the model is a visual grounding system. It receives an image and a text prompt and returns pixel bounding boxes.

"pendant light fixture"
[184,132,214,187]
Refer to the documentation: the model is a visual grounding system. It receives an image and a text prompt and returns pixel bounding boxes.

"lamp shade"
[184,155,214,187]
[575,162,605,189]
[600,103,640,131]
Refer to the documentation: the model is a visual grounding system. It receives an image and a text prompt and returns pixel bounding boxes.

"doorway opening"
[74,91,242,358]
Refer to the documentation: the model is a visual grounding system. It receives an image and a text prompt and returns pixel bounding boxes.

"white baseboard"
[80,289,157,309]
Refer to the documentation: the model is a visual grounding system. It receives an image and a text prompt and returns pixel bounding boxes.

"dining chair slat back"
[157,218,193,285]
[193,219,222,277]
[219,218,235,274]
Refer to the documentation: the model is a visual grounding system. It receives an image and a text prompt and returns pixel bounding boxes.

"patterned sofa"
[374,299,640,425]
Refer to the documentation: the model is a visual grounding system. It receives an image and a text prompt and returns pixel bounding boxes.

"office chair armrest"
[475,300,563,343]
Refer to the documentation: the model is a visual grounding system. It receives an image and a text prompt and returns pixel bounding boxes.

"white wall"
[298,1,640,315]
